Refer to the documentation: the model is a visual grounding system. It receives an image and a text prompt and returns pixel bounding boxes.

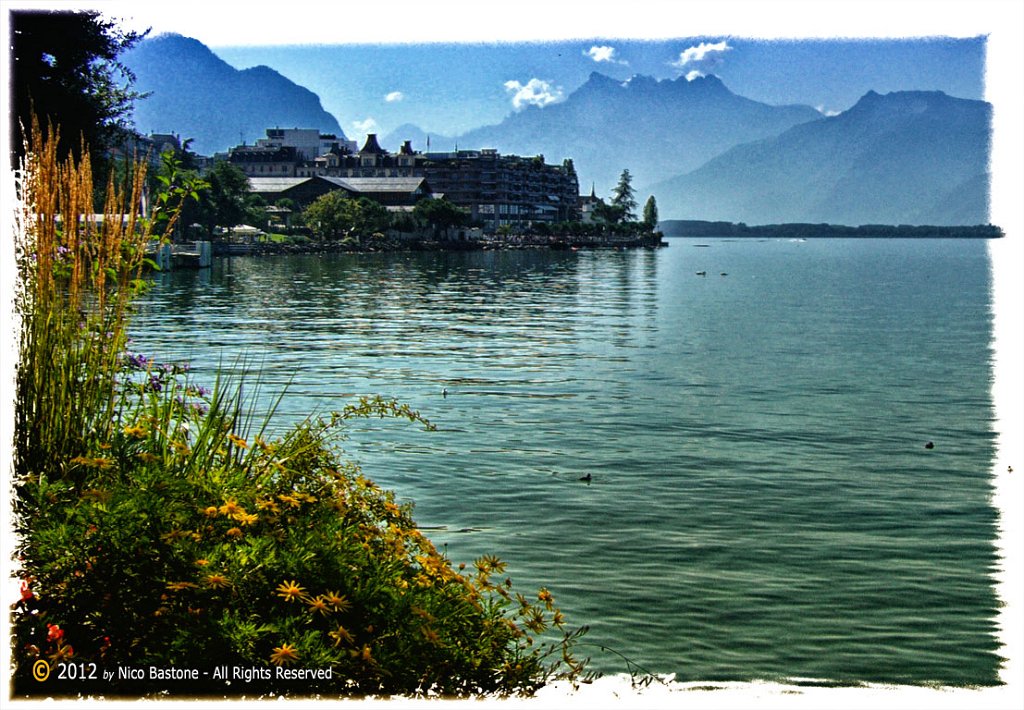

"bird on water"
[579,473,592,483]
[925,441,934,449]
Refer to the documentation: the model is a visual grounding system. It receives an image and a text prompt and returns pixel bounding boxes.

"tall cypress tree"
[642,195,659,230]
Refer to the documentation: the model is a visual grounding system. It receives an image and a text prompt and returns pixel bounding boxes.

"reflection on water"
[131,239,1000,685]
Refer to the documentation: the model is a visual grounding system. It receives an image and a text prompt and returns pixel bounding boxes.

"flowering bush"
[11,121,591,698]
[14,384,589,696]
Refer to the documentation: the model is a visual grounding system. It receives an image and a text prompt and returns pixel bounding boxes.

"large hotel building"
[228,130,581,232]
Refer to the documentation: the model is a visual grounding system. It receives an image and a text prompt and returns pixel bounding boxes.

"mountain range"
[121,35,992,226]
[384,72,822,196]
[121,34,344,156]
[648,89,991,225]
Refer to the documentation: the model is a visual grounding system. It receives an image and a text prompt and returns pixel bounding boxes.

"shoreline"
[659,220,1004,239]
[211,232,667,257]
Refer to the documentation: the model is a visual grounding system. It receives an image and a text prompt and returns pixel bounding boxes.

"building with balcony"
[229,131,580,232]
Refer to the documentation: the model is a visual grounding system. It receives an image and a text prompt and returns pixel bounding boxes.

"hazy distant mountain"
[650,90,991,225]
[381,124,456,153]
[122,34,344,156]
[385,72,821,195]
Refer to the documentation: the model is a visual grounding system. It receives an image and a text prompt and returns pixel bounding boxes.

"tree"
[10,10,147,170]
[642,195,659,231]
[610,168,637,221]
[305,192,390,242]
[413,197,470,237]
[592,201,627,226]
[197,161,252,237]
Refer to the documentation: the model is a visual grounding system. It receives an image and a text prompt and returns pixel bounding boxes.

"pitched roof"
[340,177,429,193]
[247,177,311,192]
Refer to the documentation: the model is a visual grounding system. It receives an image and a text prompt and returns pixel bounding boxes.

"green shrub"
[10,123,591,698]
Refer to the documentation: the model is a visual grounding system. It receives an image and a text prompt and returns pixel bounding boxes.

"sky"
[0,0,995,141]
[207,37,987,140]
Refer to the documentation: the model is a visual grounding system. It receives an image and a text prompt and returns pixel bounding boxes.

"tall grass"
[10,123,592,698]
[13,118,155,486]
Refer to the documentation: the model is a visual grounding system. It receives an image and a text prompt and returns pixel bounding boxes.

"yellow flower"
[537,588,554,604]
[269,643,299,666]
[256,498,279,513]
[122,423,147,438]
[474,554,504,574]
[305,595,331,616]
[166,581,199,592]
[227,433,248,449]
[202,506,219,518]
[277,494,302,508]
[328,625,353,647]
[323,591,351,612]
[275,580,306,602]
[160,529,187,543]
[352,644,373,663]
[235,512,259,526]
[195,559,210,567]
[204,574,230,589]
[225,527,243,539]
[70,455,114,469]
[218,499,242,517]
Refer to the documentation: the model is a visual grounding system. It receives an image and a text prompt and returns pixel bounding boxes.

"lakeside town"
[127,127,666,262]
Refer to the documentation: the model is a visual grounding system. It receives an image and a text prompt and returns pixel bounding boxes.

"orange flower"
[227,434,248,449]
[165,581,199,592]
[202,506,219,518]
[323,591,351,612]
[269,643,299,666]
[204,574,230,589]
[277,494,301,508]
[218,499,242,517]
[225,527,243,539]
[305,595,331,616]
[329,625,354,647]
[275,580,306,602]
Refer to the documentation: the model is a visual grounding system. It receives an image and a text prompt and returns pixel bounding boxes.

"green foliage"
[150,149,209,238]
[12,124,592,699]
[305,192,390,242]
[610,169,637,221]
[642,195,659,230]
[413,197,470,236]
[592,201,628,226]
[195,161,253,237]
[9,10,146,171]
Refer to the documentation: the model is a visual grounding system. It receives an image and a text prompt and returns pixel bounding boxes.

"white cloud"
[584,45,627,65]
[503,78,564,110]
[351,117,379,134]
[384,91,404,103]
[815,105,841,117]
[685,70,704,81]
[670,40,732,75]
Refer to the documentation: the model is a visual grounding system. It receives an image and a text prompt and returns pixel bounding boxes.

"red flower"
[19,580,33,602]
[46,624,64,642]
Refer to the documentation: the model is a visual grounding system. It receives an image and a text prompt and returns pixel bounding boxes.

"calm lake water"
[130,237,1001,686]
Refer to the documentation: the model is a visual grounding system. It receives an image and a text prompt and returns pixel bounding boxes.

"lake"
[129,237,1001,686]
